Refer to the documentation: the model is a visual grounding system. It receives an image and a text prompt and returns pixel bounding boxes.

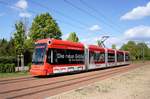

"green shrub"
[0,64,4,73]
[0,63,16,73]
[11,64,15,72]
[27,62,32,69]
[145,57,150,60]
[5,64,9,73]
[0,56,16,64]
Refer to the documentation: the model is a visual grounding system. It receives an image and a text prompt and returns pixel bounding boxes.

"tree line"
[120,41,150,60]
[0,12,79,68]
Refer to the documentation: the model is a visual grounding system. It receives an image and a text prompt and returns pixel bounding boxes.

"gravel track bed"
[48,64,150,99]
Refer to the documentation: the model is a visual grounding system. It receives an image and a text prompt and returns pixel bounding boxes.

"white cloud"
[80,36,125,49]
[15,0,28,10]
[19,12,31,18]
[105,37,125,48]
[62,33,70,40]
[89,25,101,32]
[121,1,150,20]
[11,0,31,18]
[124,25,150,41]
[80,25,150,49]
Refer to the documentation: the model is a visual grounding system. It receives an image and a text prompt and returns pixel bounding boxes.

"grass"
[0,71,29,78]
[131,60,146,64]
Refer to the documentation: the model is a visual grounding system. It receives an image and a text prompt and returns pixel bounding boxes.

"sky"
[0,0,150,48]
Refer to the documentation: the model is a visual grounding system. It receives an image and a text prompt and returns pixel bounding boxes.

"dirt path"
[48,63,150,99]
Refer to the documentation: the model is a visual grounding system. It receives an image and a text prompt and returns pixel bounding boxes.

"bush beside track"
[0,63,15,73]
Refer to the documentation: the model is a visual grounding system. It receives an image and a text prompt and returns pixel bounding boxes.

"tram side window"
[125,54,130,61]
[49,49,84,64]
[117,53,124,62]
[108,53,115,62]
[89,51,105,63]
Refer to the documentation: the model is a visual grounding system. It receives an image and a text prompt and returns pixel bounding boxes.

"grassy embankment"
[0,71,29,78]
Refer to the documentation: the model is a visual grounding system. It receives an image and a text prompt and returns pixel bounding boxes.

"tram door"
[84,47,89,70]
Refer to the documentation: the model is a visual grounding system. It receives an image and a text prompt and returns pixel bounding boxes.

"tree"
[0,38,8,56]
[112,44,116,49]
[67,32,79,42]
[120,41,150,60]
[6,38,16,56]
[120,41,138,60]
[136,42,149,60]
[23,38,34,66]
[13,21,26,67]
[13,21,26,55]
[30,13,62,41]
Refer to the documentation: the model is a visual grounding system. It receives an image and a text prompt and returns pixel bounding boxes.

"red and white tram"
[30,38,130,76]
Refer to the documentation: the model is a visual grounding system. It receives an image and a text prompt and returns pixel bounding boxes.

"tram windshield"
[32,43,47,65]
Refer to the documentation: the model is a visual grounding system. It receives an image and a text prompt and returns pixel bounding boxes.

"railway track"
[0,62,146,99]
[0,65,130,94]
[0,76,37,85]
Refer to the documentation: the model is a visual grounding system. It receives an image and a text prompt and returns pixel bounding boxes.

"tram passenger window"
[108,53,115,62]
[49,49,84,64]
[89,51,105,63]
[117,53,124,62]
[125,54,130,61]
[99,53,105,62]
